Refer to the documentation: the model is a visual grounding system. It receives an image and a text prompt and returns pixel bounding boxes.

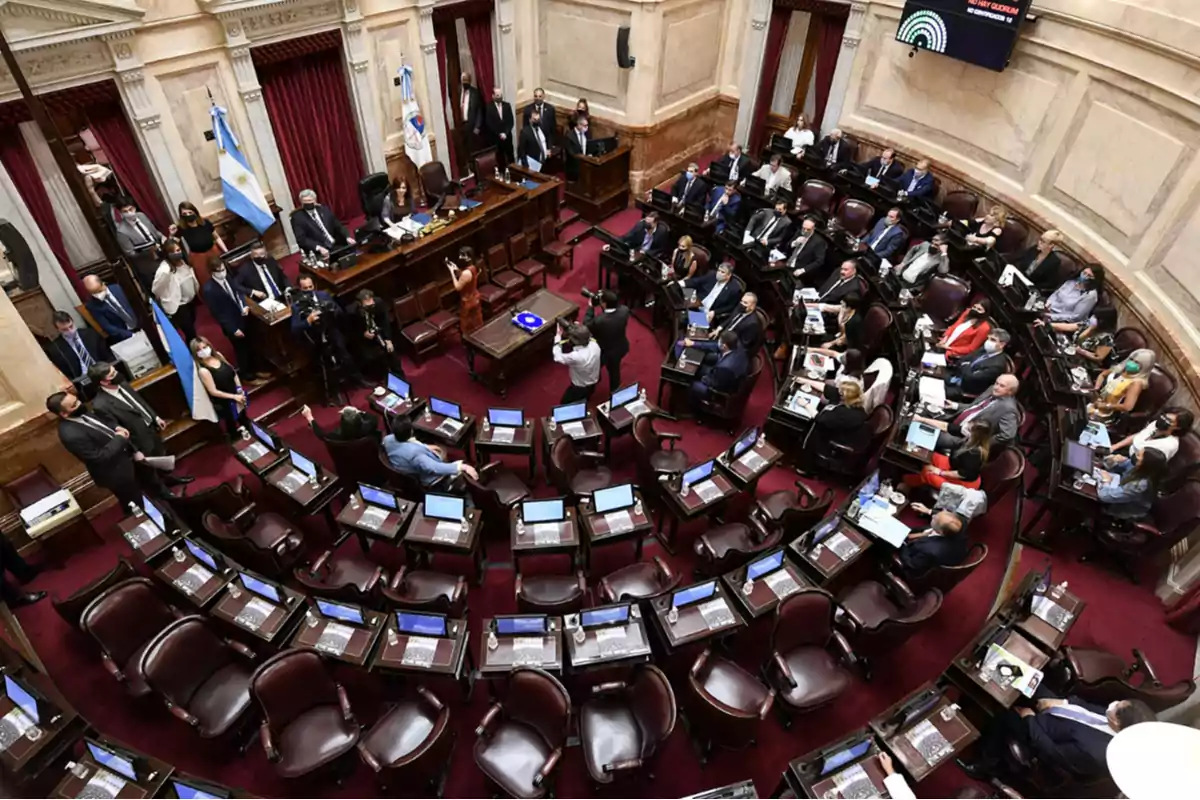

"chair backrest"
[862,357,893,414]
[419,162,452,200]
[904,543,988,597]
[860,303,894,357]
[629,664,676,755]
[996,217,1029,255]
[321,434,387,489]
[778,487,836,541]
[509,232,532,263]
[837,198,875,237]
[692,245,711,276]
[486,243,509,273]
[919,275,972,324]
[1164,432,1200,492]
[1073,649,1196,713]
[473,148,499,182]
[251,649,340,734]
[549,435,582,492]
[800,180,835,215]
[771,589,836,654]
[81,578,177,665]
[1054,250,1081,285]
[979,448,1025,505]
[172,481,251,533]
[416,283,444,318]
[463,471,509,525]
[866,405,896,451]
[358,172,390,218]
[632,414,662,456]
[854,589,942,658]
[538,217,557,251]
[141,616,235,711]
[941,190,979,221]
[504,667,571,749]
[394,293,422,326]
[377,448,427,501]
[2,466,60,509]
[1148,480,1200,551]
[1112,327,1149,355]
[53,558,137,629]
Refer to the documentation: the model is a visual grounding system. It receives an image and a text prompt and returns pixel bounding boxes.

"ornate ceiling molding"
[0,0,144,53]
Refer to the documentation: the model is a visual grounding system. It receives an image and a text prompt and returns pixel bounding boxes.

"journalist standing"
[583,289,629,393]
[553,323,601,404]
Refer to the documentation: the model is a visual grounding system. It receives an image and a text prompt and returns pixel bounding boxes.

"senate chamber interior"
[0,0,1197,798]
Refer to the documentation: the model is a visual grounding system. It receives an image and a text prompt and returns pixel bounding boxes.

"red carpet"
[11,206,1195,797]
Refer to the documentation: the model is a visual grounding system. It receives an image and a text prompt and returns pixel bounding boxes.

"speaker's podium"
[565,136,631,223]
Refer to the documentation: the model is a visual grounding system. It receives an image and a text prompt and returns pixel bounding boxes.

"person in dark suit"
[522,87,558,141]
[0,534,44,608]
[917,375,1022,451]
[674,292,760,361]
[112,197,164,289]
[459,72,484,153]
[484,87,516,168]
[88,361,191,488]
[291,275,364,389]
[518,108,553,169]
[858,148,904,183]
[606,211,671,260]
[670,163,707,207]
[48,390,144,510]
[83,275,139,343]
[861,207,907,261]
[785,217,828,279]
[563,115,592,181]
[703,181,741,233]
[743,199,793,257]
[705,142,752,182]
[234,241,291,304]
[346,288,404,380]
[291,189,354,258]
[809,260,862,306]
[898,159,935,199]
[814,129,852,167]
[583,289,630,392]
[683,261,741,326]
[301,404,380,443]
[896,511,967,577]
[946,329,1010,400]
[379,181,413,227]
[690,331,748,410]
[45,311,113,383]
[960,697,1155,784]
[203,260,269,379]
[1012,230,1065,293]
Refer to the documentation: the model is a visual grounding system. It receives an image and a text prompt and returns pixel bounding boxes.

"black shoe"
[8,592,45,609]
[955,758,990,781]
[165,475,195,486]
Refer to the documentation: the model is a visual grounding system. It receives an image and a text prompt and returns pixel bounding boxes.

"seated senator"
[667,235,699,281]
[674,292,760,361]
[1109,407,1193,463]
[859,207,906,261]
[603,211,670,261]
[383,415,478,487]
[743,198,793,255]
[1012,229,1064,293]
[682,260,741,327]
[1096,447,1168,521]
[689,331,748,410]
[937,299,992,360]
[809,381,869,453]
[1088,348,1154,422]
[858,147,903,183]
[783,217,827,280]
[379,181,412,227]
[898,232,950,287]
[291,188,355,258]
[817,292,866,353]
[703,181,741,233]
[1044,265,1102,325]
[945,328,1010,401]
[905,419,992,493]
[895,510,968,579]
[897,159,935,199]
[963,205,1007,249]
[782,113,814,155]
[302,404,380,444]
[914,374,1021,453]
[750,154,793,194]
[671,162,707,206]
[794,348,867,400]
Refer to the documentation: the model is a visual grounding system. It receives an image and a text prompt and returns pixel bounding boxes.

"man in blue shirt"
[383,416,477,487]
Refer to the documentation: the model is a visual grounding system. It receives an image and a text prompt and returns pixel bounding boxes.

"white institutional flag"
[398,65,432,167]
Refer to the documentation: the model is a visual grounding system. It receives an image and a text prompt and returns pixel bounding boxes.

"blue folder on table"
[411,213,432,225]
[521,179,540,189]
[513,312,545,333]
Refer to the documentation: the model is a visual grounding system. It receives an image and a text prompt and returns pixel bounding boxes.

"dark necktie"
[67,334,93,370]
[107,294,135,327]
[119,386,154,425]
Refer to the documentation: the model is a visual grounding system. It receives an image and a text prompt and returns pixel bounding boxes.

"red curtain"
[464,14,496,98]
[435,34,459,178]
[812,12,848,133]
[0,128,86,298]
[257,43,365,221]
[749,8,791,153]
[86,101,171,232]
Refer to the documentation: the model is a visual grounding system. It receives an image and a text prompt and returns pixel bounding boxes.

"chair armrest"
[691,647,712,678]
[658,431,683,450]
[694,537,716,559]
[478,462,502,481]
[231,502,257,527]
[260,723,280,762]
[513,572,524,598]
[578,450,607,463]
[880,572,917,610]
[654,555,675,584]
[830,630,859,671]
[417,685,444,711]
[532,747,562,788]
[364,566,385,594]
[1008,739,1034,768]
[231,475,246,498]
[747,515,771,543]
[452,576,467,603]
[308,550,333,576]
[1131,649,1162,686]
[603,757,644,774]
[772,652,797,689]
[574,570,587,594]
[100,653,125,682]
[223,638,256,660]
[794,479,818,501]
[336,683,355,724]
[357,741,383,772]
[757,689,777,720]
[389,567,407,592]
[476,703,503,737]
[166,702,199,727]
[590,681,628,696]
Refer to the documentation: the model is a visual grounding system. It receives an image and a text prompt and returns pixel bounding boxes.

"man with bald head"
[896,510,969,578]
[914,374,1022,451]
[83,275,139,343]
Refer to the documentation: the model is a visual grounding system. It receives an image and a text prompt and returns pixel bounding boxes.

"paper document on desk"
[512,637,545,665]
[921,351,947,367]
[981,643,1043,697]
[768,248,786,263]
[1079,421,1111,448]
[491,426,516,444]
[402,636,438,667]
[532,523,560,544]
[798,288,820,301]
[258,298,286,314]
[856,507,910,547]
[433,521,461,542]
[562,421,586,438]
[918,376,946,405]
[527,156,543,173]
[1031,595,1073,632]
[742,230,755,246]
[998,264,1033,288]
[806,352,834,373]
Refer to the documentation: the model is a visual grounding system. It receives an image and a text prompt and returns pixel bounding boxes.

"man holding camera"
[582,288,629,393]
[291,274,365,391]
[552,322,601,404]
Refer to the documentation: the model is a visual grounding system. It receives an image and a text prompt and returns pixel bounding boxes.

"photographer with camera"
[552,322,601,404]
[347,288,405,381]
[291,274,365,400]
[582,288,629,393]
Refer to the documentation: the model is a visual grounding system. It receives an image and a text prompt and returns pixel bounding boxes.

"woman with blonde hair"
[965,205,1008,249]
[1089,348,1155,422]
[809,380,870,457]
[668,235,697,280]
[190,336,246,437]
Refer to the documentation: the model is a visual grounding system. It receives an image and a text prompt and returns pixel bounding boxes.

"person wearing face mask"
[290,189,354,260]
[83,275,139,343]
[563,115,591,181]
[682,261,741,326]
[301,403,380,443]
[202,257,270,380]
[234,241,291,304]
[460,72,483,153]
[1044,264,1103,324]
[750,154,793,194]
[484,86,516,168]
[447,246,484,334]
[151,239,200,344]
[690,330,748,414]
[945,329,1009,400]
[670,162,706,207]
[518,110,552,169]
[820,292,866,352]
[667,236,698,281]
[190,338,247,438]
[1109,407,1192,463]
[44,311,113,383]
[898,232,951,287]
[112,197,164,289]
[937,299,992,359]
[703,181,741,234]
[814,128,851,167]
[172,201,227,286]
[743,199,793,257]
[860,207,906,261]
[897,159,934,199]
[379,181,412,227]
[964,205,1007,249]
[674,292,760,362]
[347,287,404,381]
[916,374,1022,452]
[606,211,670,261]
[522,87,558,139]
[1011,229,1064,293]
[783,217,827,281]
[48,390,145,510]
[1089,348,1154,421]
[705,142,751,182]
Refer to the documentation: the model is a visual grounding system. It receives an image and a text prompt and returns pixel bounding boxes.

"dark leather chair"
[358,686,455,794]
[918,274,972,325]
[538,217,574,276]
[796,180,836,218]
[1112,327,1149,355]
[382,566,468,617]
[580,664,675,785]
[548,436,613,497]
[508,232,546,289]
[293,550,385,606]
[1086,479,1200,582]
[473,148,499,182]
[202,509,303,580]
[464,463,531,537]
[765,590,857,724]
[632,413,688,487]
[317,433,387,490]
[756,480,836,540]
[140,616,256,746]
[1123,366,1177,436]
[691,244,712,276]
[693,514,777,577]
[1004,737,1118,798]
[53,557,136,629]
[377,448,436,501]
[836,576,943,679]
[80,577,178,697]
[419,162,460,206]
[695,353,763,433]
[1054,646,1195,713]
[1164,430,1200,493]
[515,571,586,615]
[1054,249,1081,286]
[172,478,253,534]
[996,217,1029,255]
[416,282,460,339]
[979,448,1025,506]
[835,198,875,238]
[251,649,361,781]
[598,557,679,603]
[484,242,528,301]
[812,405,894,481]
[686,647,774,762]
[358,172,390,219]
[892,543,988,597]
[474,667,571,797]
[858,303,894,358]
[395,293,440,361]
[941,190,979,221]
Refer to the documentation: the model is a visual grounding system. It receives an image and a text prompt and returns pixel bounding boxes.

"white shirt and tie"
[215,273,245,311]
[825,140,840,165]
[131,217,154,245]
[101,383,155,427]
[757,215,780,245]
[575,129,588,153]
[752,164,792,193]
[461,90,471,123]
[701,280,727,314]
[254,261,281,301]
[309,208,334,245]
[729,158,740,181]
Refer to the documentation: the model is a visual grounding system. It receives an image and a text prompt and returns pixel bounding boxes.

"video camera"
[291,289,339,335]
[580,286,603,307]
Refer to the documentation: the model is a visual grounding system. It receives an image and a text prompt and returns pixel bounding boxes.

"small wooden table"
[1003,572,1085,654]
[539,414,603,481]
[475,419,537,478]
[371,616,473,699]
[716,438,783,492]
[869,682,980,783]
[115,512,180,563]
[791,519,873,590]
[0,669,85,795]
[412,407,477,453]
[209,583,306,647]
[262,459,342,540]
[595,396,660,459]
[402,507,485,584]
[563,612,653,673]
[232,436,285,476]
[289,607,387,667]
[578,492,654,567]
[477,617,564,677]
[462,290,580,395]
[656,472,737,554]
[152,546,230,609]
[648,583,745,656]
[50,742,172,799]
[510,507,579,572]
[777,731,887,799]
[722,554,814,619]
[335,493,417,553]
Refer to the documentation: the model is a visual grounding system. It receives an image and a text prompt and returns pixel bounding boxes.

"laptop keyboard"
[437,418,463,436]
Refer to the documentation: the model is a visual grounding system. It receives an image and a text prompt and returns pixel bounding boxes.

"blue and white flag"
[210,104,274,233]
[398,65,432,167]
[150,300,218,423]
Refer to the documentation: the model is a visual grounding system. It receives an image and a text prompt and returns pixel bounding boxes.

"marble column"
[495,0,518,107]
[0,160,80,320]
[733,0,774,146]
[820,1,868,137]
[104,35,189,214]
[223,21,298,252]
[0,287,72,434]
[341,5,388,175]
[417,1,450,165]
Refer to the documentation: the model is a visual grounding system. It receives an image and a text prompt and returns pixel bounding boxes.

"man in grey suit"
[382,416,478,488]
[113,198,164,289]
[914,374,1021,451]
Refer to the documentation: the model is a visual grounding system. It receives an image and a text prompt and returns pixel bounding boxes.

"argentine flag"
[398,65,432,167]
[151,300,218,424]
[210,105,274,233]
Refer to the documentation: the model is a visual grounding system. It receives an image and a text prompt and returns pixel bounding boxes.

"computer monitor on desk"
[817,737,873,777]
[85,738,142,781]
[587,136,618,157]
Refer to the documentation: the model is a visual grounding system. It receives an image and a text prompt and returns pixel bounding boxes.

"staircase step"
[555,206,580,232]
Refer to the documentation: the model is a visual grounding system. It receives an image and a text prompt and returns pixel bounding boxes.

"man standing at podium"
[564,115,592,181]
[485,87,516,169]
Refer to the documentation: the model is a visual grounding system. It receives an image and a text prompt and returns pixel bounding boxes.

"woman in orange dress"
[448,245,484,333]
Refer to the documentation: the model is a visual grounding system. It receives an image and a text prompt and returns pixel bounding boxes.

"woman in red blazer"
[938,299,992,359]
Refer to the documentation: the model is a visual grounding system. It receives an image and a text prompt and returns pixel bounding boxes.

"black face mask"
[774,210,784,218]
[1156,417,1171,431]
[302,203,316,211]
[969,308,985,319]
[68,405,85,417]
[167,252,185,263]
[181,212,196,219]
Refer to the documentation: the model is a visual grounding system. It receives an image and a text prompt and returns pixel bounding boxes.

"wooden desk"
[152,547,230,609]
[791,519,873,590]
[658,349,703,410]
[371,616,472,698]
[475,419,537,478]
[51,743,172,800]
[578,491,653,567]
[115,512,179,563]
[722,555,813,619]
[779,732,887,799]
[952,624,1051,710]
[336,493,416,553]
[462,289,579,396]
[478,617,564,676]
[412,407,477,453]
[210,583,306,647]
[656,473,737,554]
[245,298,309,377]
[403,507,485,584]
[232,436,285,476]
[565,143,632,222]
[510,507,579,572]
[684,780,758,799]
[367,390,424,422]
[716,438,782,493]
[869,682,980,783]
[563,613,653,672]
[884,414,935,472]
[595,396,660,458]
[1002,572,1085,653]
[648,583,745,656]
[0,669,85,794]
[262,459,342,539]
[539,413,603,481]
[290,607,386,667]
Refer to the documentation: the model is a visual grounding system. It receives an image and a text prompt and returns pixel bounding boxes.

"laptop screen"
[86,741,137,781]
[395,611,447,637]
[289,450,317,479]
[424,493,464,522]
[171,779,229,800]
[682,460,715,488]
[495,616,547,635]
[610,383,639,408]
[141,495,166,532]
[250,422,275,451]
[4,675,38,723]
[747,550,785,581]
[387,373,410,399]
[359,483,398,510]
[185,539,219,571]
[672,580,716,609]
[316,599,364,625]
[581,604,630,628]
[1065,439,1094,473]
[811,517,840,545]
[730,428,759,459]
[239,573,281,603]
[820,739,872,776]
[552,402,587,422]
[488,408,524,426]
[522,498,565,523]
[429,397,461,420]
[593,483,634,514]
[860,470,880,499]
[687,309,710,328]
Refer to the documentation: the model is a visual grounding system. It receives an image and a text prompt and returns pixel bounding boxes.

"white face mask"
[196,347,212,359]
[984,340,1000,354]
